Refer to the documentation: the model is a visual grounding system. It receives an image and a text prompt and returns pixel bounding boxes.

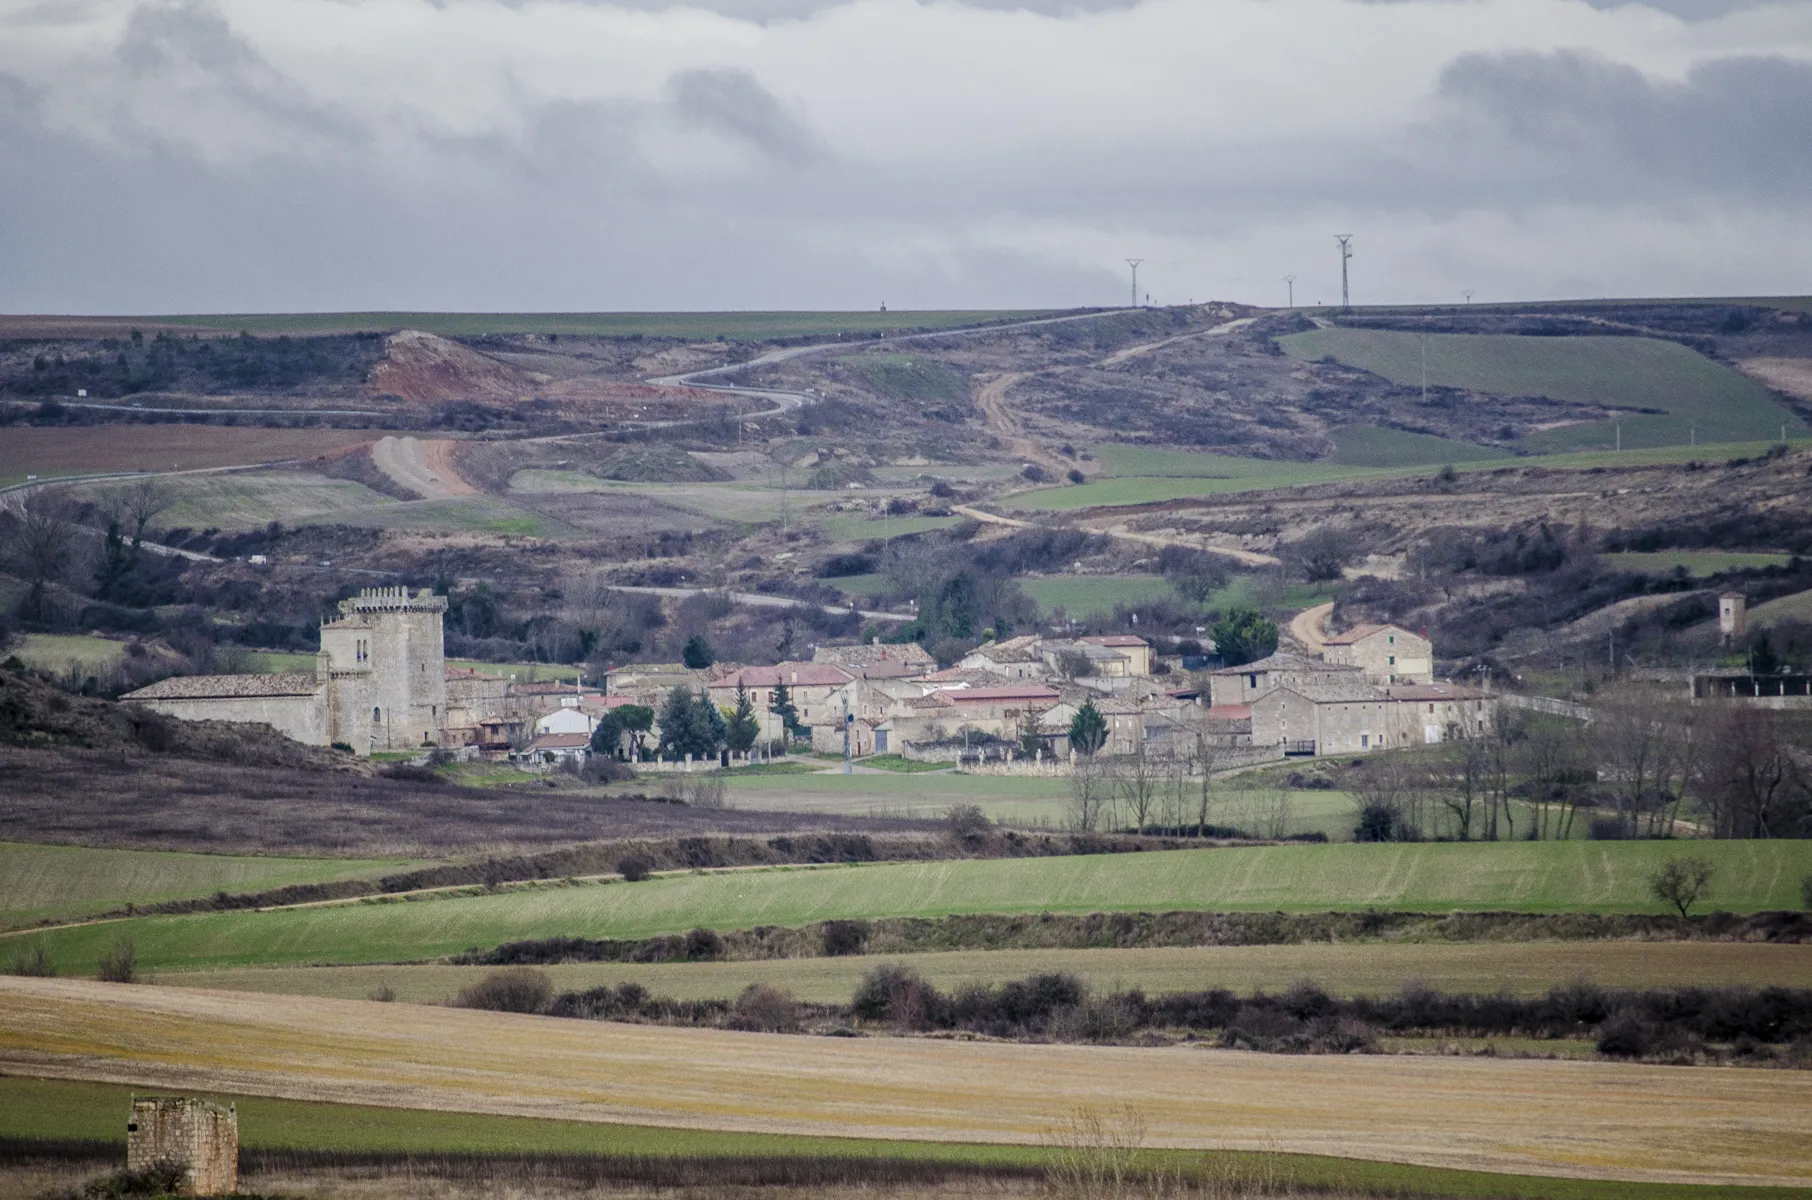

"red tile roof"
[709,663,854,689]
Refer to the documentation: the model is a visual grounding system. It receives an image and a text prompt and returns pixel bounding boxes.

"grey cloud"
[1431,50,1812,204]
[667,67,827,165]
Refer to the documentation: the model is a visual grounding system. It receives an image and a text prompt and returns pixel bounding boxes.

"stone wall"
[127,1097,237,1196]
[136,692,325,746]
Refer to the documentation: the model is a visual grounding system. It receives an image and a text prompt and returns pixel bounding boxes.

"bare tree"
[121,478,168,555]
[1350,753,1424,842]
[1649,857,1714,918]
[1189,731,1224,836]
[1693,706,1812,838]
[1113,748,1161,833]
[1595,689,1694,839]
[6,489,77,622]
[1516,714,1594,840]
[1066,759,1111,832]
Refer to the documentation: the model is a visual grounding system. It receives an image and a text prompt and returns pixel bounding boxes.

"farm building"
[1321,624,1433,684]
[127,1097,237,1196]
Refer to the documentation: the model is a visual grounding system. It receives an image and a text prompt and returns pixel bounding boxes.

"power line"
[1334,235,1354,309]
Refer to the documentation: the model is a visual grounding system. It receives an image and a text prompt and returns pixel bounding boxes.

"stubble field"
[0,977,1805,1186]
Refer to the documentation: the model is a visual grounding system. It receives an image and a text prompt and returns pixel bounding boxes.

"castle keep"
[125,587,449,756]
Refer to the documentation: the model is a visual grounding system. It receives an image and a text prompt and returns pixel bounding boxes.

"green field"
[1329,425,1501,467]
[171,940,1812,1006]
[338,495,570,537]
[1751,588,1812,628]
[2,1076,1777,1200]
[1605,551,1794,577]
[818,512,964,544]
[722,771,1075,824]
[147,471,397,530]
[11,841,1808,975]
[1280,328,1803,452]
[1018,573,1179,616]
[151,310,1056,340]
[0,843,422,930]
[10,633,130,673]
[1014,436,1812,512]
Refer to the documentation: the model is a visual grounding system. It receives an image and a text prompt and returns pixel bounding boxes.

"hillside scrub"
[459,908,1812,968]
[545,968,1812,1063]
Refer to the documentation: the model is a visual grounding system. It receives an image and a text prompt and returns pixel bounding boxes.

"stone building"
[127,1097,237,1196]
[1320,624,1433,685]
[125,587,450,756]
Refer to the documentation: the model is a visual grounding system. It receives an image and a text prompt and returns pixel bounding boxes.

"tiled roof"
[710,663,854,689]
[1210,651,1350,676]
[1205,704,1253,719]
[124,673,322,701]
[1080,635,1149,648]
[1268,678,1389,703]
[1322,623,1424,646]
[526,732,591,750]
[944,685,1062,705]
[813,643,936,667]
[1382,683,1486,701]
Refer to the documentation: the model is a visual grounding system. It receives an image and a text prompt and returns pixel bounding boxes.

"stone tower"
[318,586,448,752]
[1719,591,1748,642]
[127,1097,237,1196]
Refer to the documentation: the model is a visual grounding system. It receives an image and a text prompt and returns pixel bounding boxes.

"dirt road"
[1289,601,1334,652]
[1098,315,1257,368]
[2,977,1806,1185]
[371,436,477,499]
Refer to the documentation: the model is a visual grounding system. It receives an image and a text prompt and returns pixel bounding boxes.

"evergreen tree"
[768,681,802,742]
[1210,607,1278,667]
[724,681,760,753]
[682,634,715,669]
[1068,698,1108,757]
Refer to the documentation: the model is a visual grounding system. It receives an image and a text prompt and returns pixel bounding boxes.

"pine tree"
[1068,698,1108,757]
[725,681,760,753]
[768,681,801,742]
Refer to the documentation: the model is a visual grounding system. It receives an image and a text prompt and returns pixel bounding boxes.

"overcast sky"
[1,0,1809,314]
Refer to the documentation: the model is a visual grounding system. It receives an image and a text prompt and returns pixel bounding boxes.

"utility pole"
[842,695,853,774]
[1334,235,1354,309]
[1421,331,1428,405]
[1284,275,1295,309]
[1125,259,1143,308]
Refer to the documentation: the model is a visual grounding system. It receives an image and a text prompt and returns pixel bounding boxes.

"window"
[1361,734,1369,748]
[1247,673,1258,687]
[373,707,382,722]
[1388,655,1395,665]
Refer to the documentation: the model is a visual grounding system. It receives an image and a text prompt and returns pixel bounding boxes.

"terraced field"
[170,940,1812,1006]
[11,841,1808,974]
[1280,329,1803,452]
[2,977,1805,1186]
[0,843,424,930]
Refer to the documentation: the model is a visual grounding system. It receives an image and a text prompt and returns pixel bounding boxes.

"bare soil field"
[0,424,383,479]
[167,940,1812,1006]
[2,977,1806,1186]
[0,745,937,855]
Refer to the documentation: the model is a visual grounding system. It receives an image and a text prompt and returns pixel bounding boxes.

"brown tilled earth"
[0,424,384,477]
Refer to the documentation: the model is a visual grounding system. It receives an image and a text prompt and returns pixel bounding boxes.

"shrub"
[580,756,634,784]
[1596,1008,1658,1058]
[1067,468,1085,484]
[368,985,397,1002]
[683,927,725,960]
[96,939,137,984]
[617,856,653,882]
[851,965,946,1030]
[727,983,801,1032]
[821,919,870,957]
[947,803,992,840]
[456,967,554,1014]
[9,943,55,977]
[1801,873,1812,912]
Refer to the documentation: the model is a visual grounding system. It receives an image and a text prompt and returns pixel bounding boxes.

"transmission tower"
[1125,259,1144,308]
[1334,236,1353,309]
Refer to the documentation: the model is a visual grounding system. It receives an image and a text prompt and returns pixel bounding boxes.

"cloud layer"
[1,0,1809,313]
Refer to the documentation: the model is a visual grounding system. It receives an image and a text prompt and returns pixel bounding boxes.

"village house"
[708,662,858,743]
[1321,624,1434,684]
[1208,650,1357,707]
